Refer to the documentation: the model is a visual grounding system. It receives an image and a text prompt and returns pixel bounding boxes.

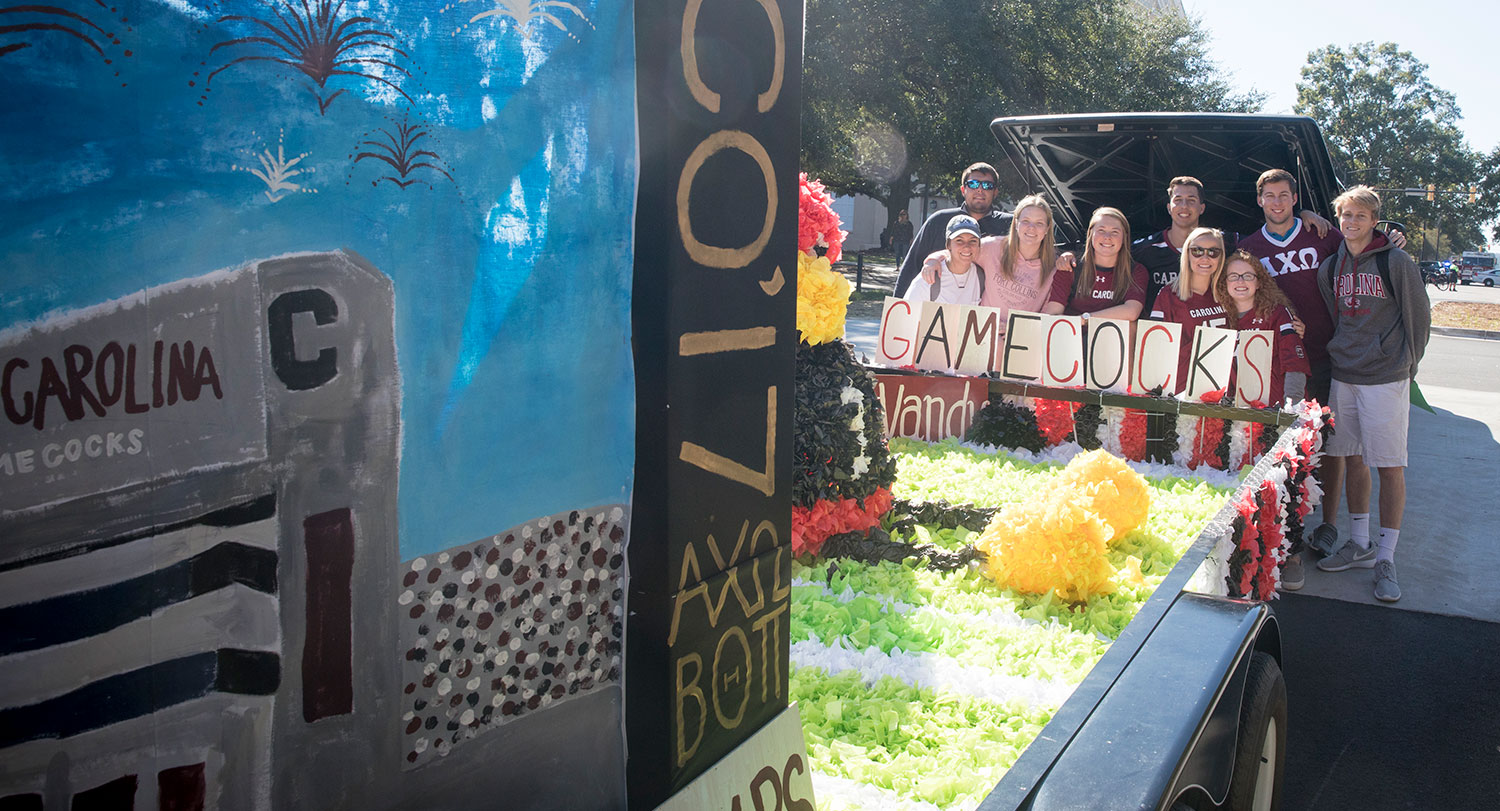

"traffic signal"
[1426,184,1436,202]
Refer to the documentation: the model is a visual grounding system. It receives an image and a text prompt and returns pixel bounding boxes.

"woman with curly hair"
[1215,250,1310,406]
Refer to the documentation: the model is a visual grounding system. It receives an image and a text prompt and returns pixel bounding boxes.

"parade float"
[789,169,1330,810]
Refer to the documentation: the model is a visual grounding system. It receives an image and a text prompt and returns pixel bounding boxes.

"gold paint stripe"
[677,387,776,496]
[678,327,776,356]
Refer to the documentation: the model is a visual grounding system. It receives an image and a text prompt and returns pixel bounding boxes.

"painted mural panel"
[1,0,636,803]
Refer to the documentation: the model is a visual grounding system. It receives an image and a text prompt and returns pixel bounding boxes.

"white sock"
[1350,514,1371,549]
[1377,528,1399,563]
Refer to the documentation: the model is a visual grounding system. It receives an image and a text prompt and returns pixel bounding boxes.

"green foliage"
[1295,42,1492,257]
[801,0,1261,228]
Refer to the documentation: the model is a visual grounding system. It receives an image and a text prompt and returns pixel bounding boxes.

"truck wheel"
[1486,279,1494,287]
[1227,652,1286,811]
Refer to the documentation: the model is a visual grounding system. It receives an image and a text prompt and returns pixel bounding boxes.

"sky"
[1188,1,1499,154]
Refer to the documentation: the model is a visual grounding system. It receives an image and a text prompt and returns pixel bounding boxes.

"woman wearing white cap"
[902,215,985,306]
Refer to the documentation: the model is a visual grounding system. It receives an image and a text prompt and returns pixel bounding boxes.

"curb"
[1431,326,1500,341]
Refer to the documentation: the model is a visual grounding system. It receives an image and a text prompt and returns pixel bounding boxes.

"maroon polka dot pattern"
[397,506,627,768]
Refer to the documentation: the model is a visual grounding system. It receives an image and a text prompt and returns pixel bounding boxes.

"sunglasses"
[963,179,997,190]
[1188,246,1223,258]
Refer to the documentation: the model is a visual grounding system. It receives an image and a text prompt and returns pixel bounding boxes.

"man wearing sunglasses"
[893,162,1013,297]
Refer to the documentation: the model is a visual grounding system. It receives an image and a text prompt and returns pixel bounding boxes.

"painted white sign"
[1234,329,1276,406]
[655,703,816,811]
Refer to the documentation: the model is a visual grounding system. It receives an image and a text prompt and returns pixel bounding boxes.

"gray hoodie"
[1316,233,1430,385]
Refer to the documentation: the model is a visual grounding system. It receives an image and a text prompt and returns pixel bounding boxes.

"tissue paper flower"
[799,173,847,263]
[797,251,852,345]
[976,490,1115,601]
[1056,449,1152,543]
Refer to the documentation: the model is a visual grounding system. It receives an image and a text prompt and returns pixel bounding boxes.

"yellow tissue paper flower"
[796,250,851,345]
[975,490,1115,601]
[1055,448,1152,543]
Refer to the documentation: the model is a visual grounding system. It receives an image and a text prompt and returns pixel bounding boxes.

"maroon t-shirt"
[1148,287,1229,392]
[1231,304,1311,405]
[1235,219,1342,368]
[1047,262,1149,315]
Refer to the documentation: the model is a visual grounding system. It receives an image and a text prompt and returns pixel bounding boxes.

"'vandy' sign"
[877,298,1279,405]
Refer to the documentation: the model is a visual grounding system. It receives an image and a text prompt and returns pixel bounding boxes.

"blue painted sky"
[0,0,636,556]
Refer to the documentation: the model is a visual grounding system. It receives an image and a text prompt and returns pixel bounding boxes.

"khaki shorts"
[1326,378,1410,467]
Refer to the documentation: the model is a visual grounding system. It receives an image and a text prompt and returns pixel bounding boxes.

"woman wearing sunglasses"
[916,195,1060,323]
[1041,207,1148,321]
[1147,226,1230,394]
[1214,250,1309,406]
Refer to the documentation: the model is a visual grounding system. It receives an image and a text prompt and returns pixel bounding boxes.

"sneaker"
[1316,540,1377,572]
[1280,553,1305,591]
[1308,523,1340,557]
[1373,560,1401,602]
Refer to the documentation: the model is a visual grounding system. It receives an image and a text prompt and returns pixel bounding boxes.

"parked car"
[1474,269,1500,287]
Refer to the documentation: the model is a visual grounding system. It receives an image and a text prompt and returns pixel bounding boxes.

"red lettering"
[1045,318,1079,384]
[1238,333,1270,404]
[879,300,913,362]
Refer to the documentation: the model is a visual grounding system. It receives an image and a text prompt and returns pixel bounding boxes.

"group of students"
[897,164,1430,603]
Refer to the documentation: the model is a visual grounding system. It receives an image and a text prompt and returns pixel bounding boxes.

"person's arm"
[1317,255,1338,320]
[894,214,945,296]
[1097,262,1149,322]
[1283,372,1307,403]
[1299,210,1332,237]
[919,250,947,284]
[1091,300,1144,321]
[1394,254,1431,375]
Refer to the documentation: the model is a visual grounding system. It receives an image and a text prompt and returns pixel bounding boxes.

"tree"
[801,0,1261,233]
[1295,43,1493,258]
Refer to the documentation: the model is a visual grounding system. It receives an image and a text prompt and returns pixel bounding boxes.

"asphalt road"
[1418,335,1500,392]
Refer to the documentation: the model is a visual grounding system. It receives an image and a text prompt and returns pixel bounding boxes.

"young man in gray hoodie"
[1313,186,1430,602]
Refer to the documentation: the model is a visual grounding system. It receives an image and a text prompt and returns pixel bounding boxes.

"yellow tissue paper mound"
[1055,448,1152,543]
[976,489,1116,602]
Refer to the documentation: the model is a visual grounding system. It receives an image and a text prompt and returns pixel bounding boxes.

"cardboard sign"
[953,306,1002,375]
[913,301,959,372]
[1235,329,1275,406]
[874,374,985,441]
[654,704,815,811]
[877,297,919,366]
[1000,310,1044,382]
[1132,319,1182,394]
[1085,317,1132,393]
[1040,315,1084,388]
[1184,325,1237,401]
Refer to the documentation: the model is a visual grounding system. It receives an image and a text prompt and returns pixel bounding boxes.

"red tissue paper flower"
[1120,409,1148,461]
[1233,490,1261,597]
[790,486,894,557]
[798,173,847,264]
[1189,417,1225,469]
[1033,398,1080,447]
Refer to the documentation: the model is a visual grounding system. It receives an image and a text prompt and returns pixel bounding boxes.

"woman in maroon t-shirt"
[1148,227,1231,393]
[1215,250,1310,406]
[1043,207,1147,320]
